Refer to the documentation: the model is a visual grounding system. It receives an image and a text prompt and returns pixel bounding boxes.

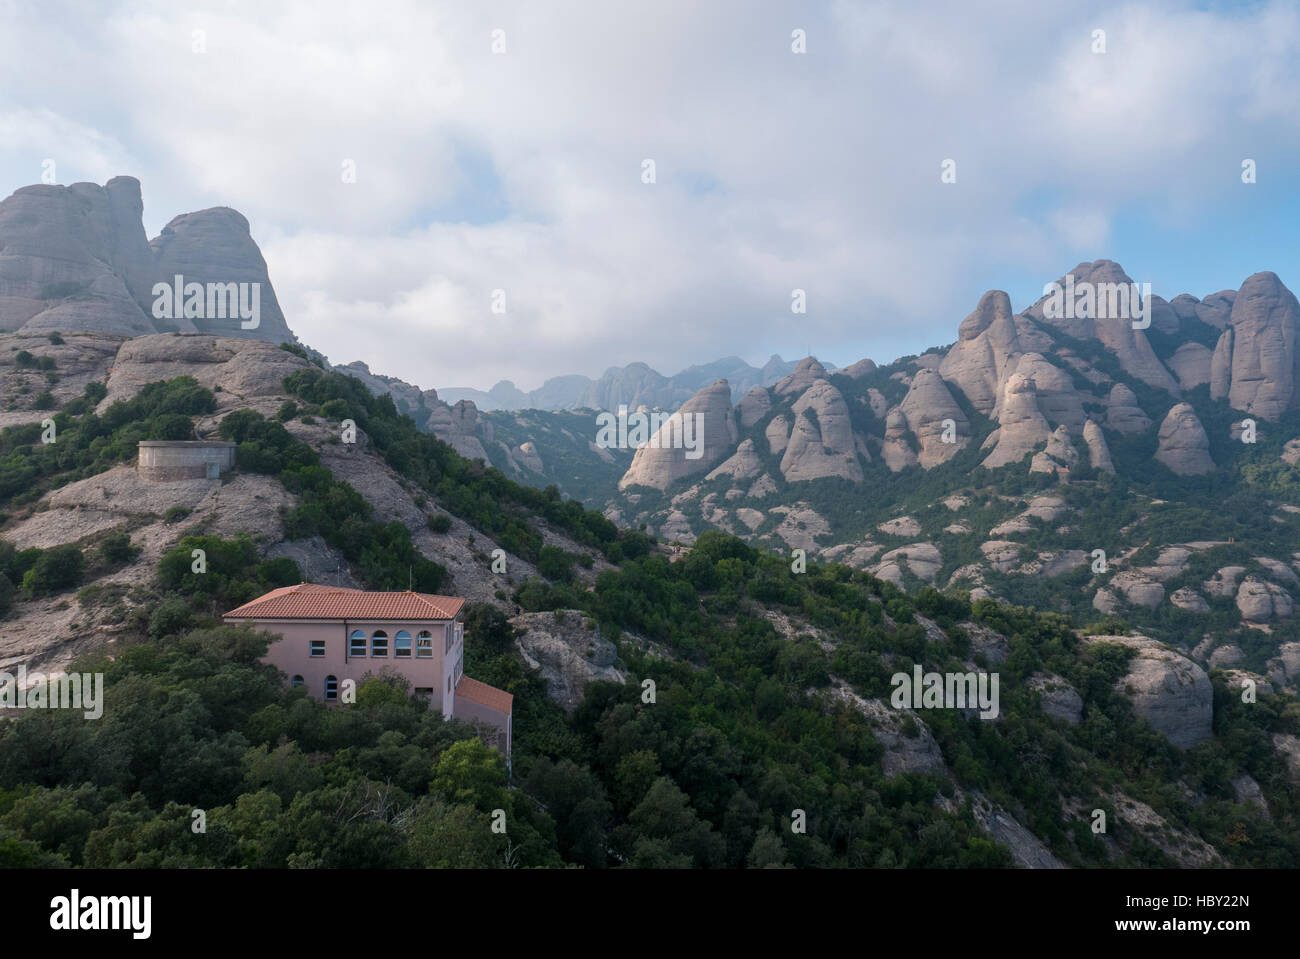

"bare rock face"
[939,289,1022,414]
[736,386,771,428]
[840,357,877,379]
[881,408,919,471]
[780,380,863,482]
[1197,290,1236,328]
[1106,383,1152,434]
[1146,294,1182,334]
[1111,570,1166,609]
[1027,260,1181,394]
[511,610,625,713]
[897,368,969,467]
[1155,402,1215,475]
[982,373,1052,468]
[1236,577,1294,622]
[1210,328,1233,400]
[774,356,828,396]
[765,415,790,456]
[426,398,491,461]
[1085,635,1213,749]
[1171,588,1210,613]
[1082,418,1115,472]
[706,438,762,481]
[1030,424,1079,475]
[0,176,297,343]
[514,441,544,473]
[829,685,947,778]
[1030,672,1083,725]
[103,333,310,407]
[149,206,296,344]
[1167,342,1213,390]
[0,177,159,335]
[1203,566,1247,598]
[1004,353,1085,429]
[865,387,888,419]
[618,380,738,490]
[1226,271,1300,420]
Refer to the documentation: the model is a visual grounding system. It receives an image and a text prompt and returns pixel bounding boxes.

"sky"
[1,0,1298,393]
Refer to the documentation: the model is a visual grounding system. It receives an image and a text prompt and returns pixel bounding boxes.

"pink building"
[224,583,512,761]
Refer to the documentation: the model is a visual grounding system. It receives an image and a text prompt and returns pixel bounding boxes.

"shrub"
[46,332,64,345]
[164,507,191,523]
[98,531,140,566]
[20,545,84,596]
[428,513,452,534]
[14,351,35,368]
[32,392,55,410]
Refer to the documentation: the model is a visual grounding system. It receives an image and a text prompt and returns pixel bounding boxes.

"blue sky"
[0,0,1297,390]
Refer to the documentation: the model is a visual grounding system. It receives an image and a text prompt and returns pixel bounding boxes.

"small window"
[371,630,388,657]
[417,631,433,658]
[309,640,325,658]
[350,630,366,657]
[395,630,412,658]
[446,626,453,654]
[448,675,452,694]
[414,687,433,700]
[291,675,305,689]
[325,675,338,701]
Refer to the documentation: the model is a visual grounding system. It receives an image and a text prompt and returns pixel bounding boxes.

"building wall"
[138,441,237,482]
[235,617,453,710]
[452,693,512,757]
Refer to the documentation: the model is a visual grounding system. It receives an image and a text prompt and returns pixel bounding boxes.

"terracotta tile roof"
[224,583,464,621]
[455,676,514,714]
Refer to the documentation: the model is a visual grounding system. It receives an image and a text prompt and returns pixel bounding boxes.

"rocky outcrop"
[1085,635,1213,749]
[1167,342,1213,390]
[778,380,863,482]
[1170,588,1210,612]
[1004,353,1085,430]
[514,441,544,473]
[1236,577,1294,622]
[0,175,296,343]
[765,415,790,456]
[829,684,946,778]
[897,368,968,467]
[618,380,738,490]
[939,289,1022,415]
[0,177,159,336]
[1027,260,1181,394]
[1105,383,1152,434]
[150,206,296,343]
[881,408,919,471]
[1210,328,1233,400]
[1082,419,1115,472]
[706,438,762,481]
[840,357,877,379]
[1110,571,1165,609]
[736,386,771,428]
[103,333,310,408]
[1155,403,1215,475]
[426,399,491,461]
[1029,425,1079,475]
[1226,271,1300,420]
[1030,673,1083,725]
[982,373,1053,468]
[511,610,626,712]
[773,357,828,397]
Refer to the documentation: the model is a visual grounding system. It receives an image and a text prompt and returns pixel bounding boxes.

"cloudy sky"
[1,0,1298,392]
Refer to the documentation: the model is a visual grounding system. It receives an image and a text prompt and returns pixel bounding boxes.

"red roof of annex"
[224,583,465,621]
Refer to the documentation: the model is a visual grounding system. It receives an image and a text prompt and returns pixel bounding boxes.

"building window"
[371,630,388,657]
[291,675,305,689]
[416,630,433,658]
[350,630,366,657]
[448,675,452,694]
[325,675,338,701]
[310,640,325,657]
[414,687,432,700]
[446,625,453,654]
[395,630,412,658]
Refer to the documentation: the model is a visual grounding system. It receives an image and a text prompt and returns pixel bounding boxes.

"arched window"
[371,630,388,657]
[350,630,366,657]
[325,675,338,701]
[395,630,412,658]
[291,675,305,689]
[416,630,433,658]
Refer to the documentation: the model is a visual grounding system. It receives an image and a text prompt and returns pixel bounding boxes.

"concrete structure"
[137,440,237,481]
[223,584,513,762]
